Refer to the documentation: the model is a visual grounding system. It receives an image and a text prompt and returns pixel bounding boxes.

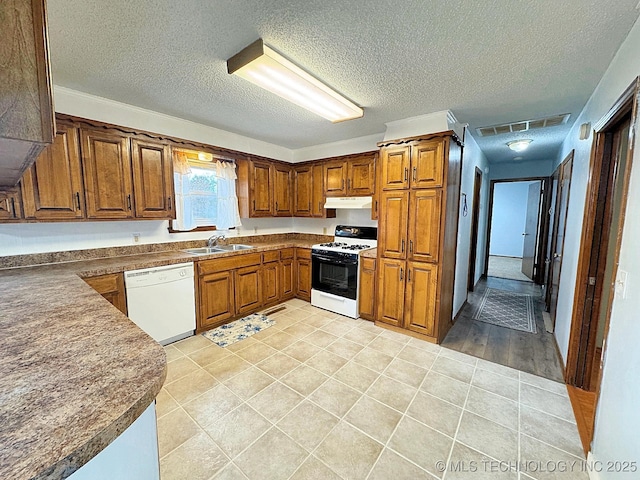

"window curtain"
[172,153,242,231]
[214,161,242,230]
[173,152,196,231]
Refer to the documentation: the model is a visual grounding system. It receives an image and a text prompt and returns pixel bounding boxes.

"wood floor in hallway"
[442,276,564,382]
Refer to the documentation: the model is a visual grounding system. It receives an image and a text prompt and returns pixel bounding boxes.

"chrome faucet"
[207,234,226,248]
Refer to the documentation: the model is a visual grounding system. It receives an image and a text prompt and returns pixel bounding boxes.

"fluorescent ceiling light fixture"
[507,139,533,152]
[227,39,363,123]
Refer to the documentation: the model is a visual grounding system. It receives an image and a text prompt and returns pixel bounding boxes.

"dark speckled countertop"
[0,236,326,480]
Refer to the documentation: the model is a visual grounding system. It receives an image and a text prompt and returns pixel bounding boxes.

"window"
[185,166,219,227]
[172,151,241,232]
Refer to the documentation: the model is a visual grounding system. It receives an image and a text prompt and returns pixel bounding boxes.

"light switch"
[615,269,628,299]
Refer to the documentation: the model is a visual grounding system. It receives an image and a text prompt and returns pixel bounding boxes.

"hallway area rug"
[487,255,533,282]
[473,288,537,333]
[202,314,276,347]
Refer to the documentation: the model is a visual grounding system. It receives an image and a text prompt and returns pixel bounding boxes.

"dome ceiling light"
[507,139,533,152]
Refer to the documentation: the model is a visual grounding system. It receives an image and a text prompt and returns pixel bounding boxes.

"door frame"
[467,167,483,291]
[565,77,639,390]
[544,151,574,314]
[483,176,551,284]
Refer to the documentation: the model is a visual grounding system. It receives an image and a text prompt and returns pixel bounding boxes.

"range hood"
[324,196,373,209]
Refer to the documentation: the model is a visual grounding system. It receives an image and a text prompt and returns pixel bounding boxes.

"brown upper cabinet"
[0,0,55,188]
[21,123,85,220]
[324,153,376,197]
[273,164,293,216]
[131,138,174,219]
[81,128,135,219]
[293,163,336,218]
[380,139,443,190]
[237,158,274,217]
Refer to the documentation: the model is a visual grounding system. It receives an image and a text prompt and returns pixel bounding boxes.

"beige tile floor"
[157,299,588,480]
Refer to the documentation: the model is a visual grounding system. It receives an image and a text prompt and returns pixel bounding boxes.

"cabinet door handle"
[75,192,81,211]
[374,200,378,212]
[404,168,408,182]
[342,179,345,190]
[127,194,132,210]
[401,239,405,253]
[400,267,404,281]
[319,201,323,211]
[10,198,17,218]
[168,196,172,210]
[253,199,256,211]
[412,166,417,181]
[409,240,413,253]
[408,269,412,282]
[276,201,279,211]
[347,178,351,190]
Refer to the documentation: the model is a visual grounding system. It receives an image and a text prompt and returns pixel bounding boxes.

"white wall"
[489,159,553,180]
[489,181,534,257]
[453,134,490,316]
[552,16,640,476]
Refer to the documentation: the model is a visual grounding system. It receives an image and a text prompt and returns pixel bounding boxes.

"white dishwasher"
[124,262,196,345]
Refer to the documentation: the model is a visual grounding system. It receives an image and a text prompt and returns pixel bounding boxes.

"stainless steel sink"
[216,244,254,251]
[182,247,226,255]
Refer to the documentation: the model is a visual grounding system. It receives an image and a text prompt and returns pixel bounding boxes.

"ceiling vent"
[476,113,570,137]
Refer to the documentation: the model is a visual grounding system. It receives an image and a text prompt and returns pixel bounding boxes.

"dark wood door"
[404,262,438,336]
[235,265,262,315]
[376,258,405,327]
[521,181,542,279]
[549,158,572,325]
[131,138,174,219]
[411,140,444,188]
[378,190,409,259]
[274,164,293,216]
[198,271,235,331]
[294,166,312,216]
[250,160,273,216]
[347,155,375,196]
[408,189,442,263]
[80,129,133,219]
[21,123,85,219]
[380,146,410,190]
[324,161,347,196]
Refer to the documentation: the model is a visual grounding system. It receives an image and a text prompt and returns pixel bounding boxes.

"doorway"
[484,177,549,284]
[565,78,638,454]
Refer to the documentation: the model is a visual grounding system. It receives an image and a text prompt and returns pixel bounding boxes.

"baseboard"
[452,301,468,323]
[552,333,567,380]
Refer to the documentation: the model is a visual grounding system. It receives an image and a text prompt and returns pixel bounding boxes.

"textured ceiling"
[47,0,640,163]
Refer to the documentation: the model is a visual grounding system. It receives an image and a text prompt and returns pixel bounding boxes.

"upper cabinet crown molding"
[0,0,55,187]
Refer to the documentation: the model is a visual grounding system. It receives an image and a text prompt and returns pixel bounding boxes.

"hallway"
[443,277,564,382]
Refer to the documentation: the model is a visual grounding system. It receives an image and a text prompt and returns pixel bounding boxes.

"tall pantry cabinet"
[376,132,462,343]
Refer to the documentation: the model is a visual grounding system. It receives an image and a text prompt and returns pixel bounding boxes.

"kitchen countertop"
[361,247,377,259]
[0,239,318,480]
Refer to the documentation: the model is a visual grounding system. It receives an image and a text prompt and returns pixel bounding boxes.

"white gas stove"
[311,225,377,318]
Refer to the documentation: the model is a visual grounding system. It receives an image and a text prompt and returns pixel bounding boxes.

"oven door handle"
[312,255,358,265]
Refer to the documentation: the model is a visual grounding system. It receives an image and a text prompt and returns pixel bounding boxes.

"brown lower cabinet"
[83,273,128,315]
[196,248,308,333]
[359,257,376,321]
[295,248,312,302]
[376,259,438,336]
[0,189,23,220]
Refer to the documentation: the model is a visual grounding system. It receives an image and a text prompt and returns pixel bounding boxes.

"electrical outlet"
[254,227,258,234]
[133,233,140,243]
[323,227,327,234]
